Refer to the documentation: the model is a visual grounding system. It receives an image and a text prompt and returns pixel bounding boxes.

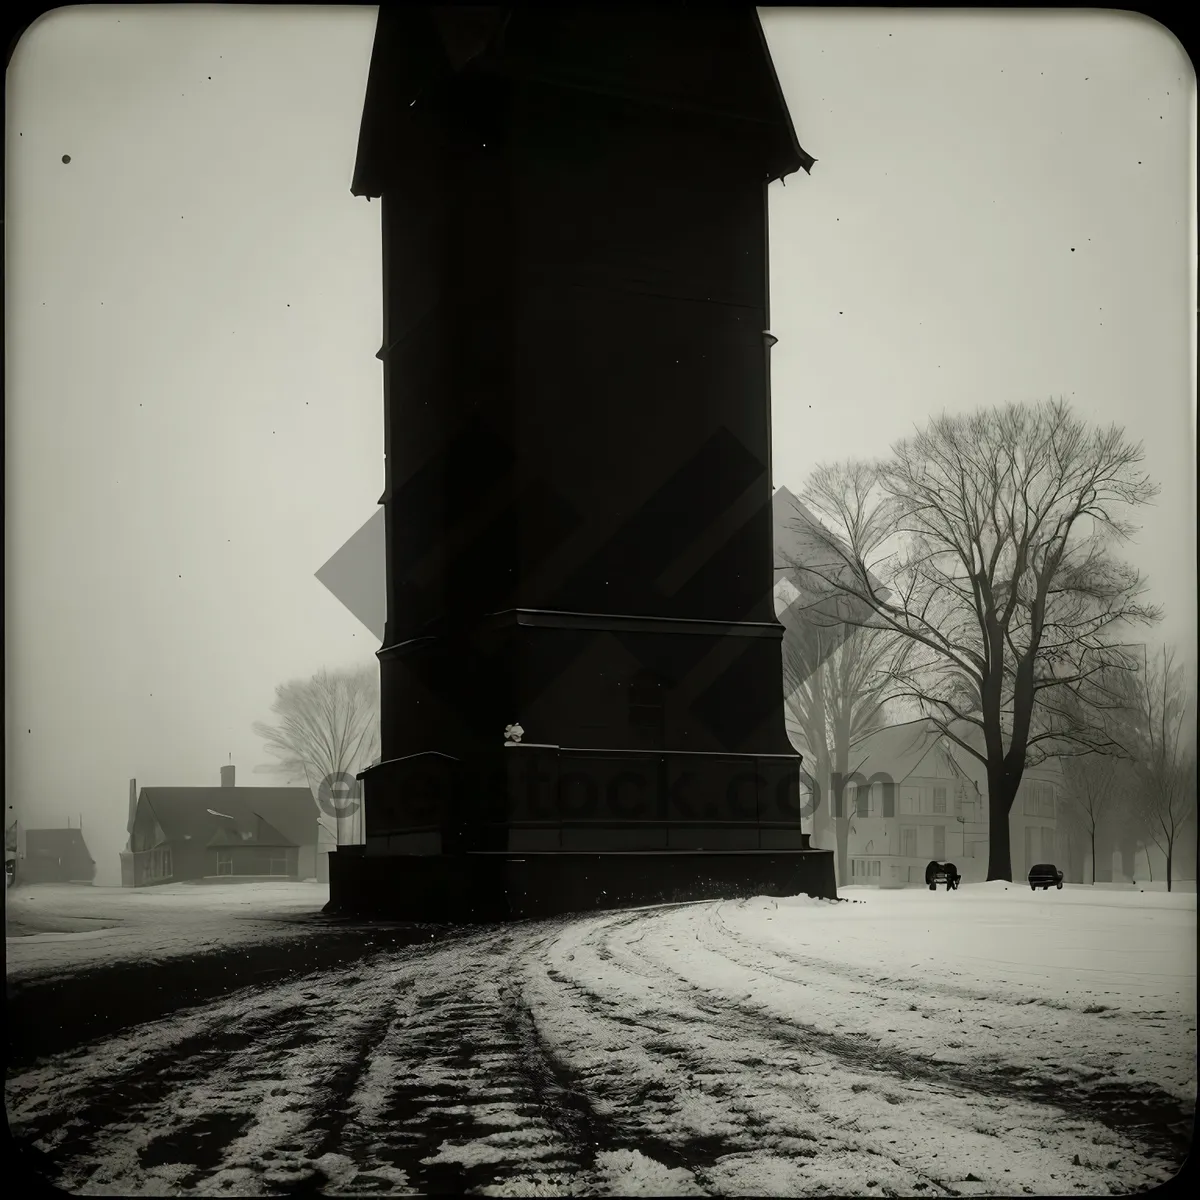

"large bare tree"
[1110,646,1196,891]
[791,400,1161,880]
[253,665,380,845]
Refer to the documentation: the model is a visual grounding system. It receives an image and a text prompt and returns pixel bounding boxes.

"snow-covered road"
[7,884,1194,1196]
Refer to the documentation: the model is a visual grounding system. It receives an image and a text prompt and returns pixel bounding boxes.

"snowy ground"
[6,882,1195,1196]
[5,881,330,982]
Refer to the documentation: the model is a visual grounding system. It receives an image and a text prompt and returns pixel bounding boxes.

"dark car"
[1028,863,1064,890]
[925,860,960,891]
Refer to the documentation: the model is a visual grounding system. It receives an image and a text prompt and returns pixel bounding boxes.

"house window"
[933,786,947,814]
[860,782,891,817]
[1024,825,1053,872]
[217,850,233,876]
[269,855,289,876]
[147,847,172,881]
[870,860,880,878]
[900,826,917,858]
[899,792,916,816]
[880,782,895,819]
[933,824,946,859]
[1023,781,1055,818]
[954,784,973,818]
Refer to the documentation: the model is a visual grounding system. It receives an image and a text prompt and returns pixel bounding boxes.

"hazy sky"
[6,7,1195,884]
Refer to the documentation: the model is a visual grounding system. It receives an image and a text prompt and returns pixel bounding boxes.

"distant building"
[5,820,19,886]
[830,718,1062,888]
[120,765,326,887]
[22,827,96,884]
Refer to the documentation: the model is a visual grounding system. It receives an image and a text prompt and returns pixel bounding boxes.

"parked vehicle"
[1028,863,1064,890]
[925,860,960,891]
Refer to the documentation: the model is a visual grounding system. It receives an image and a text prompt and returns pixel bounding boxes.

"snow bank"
[5,881,329,982]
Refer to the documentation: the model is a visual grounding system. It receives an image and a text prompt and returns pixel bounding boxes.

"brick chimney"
[220,765,235,788]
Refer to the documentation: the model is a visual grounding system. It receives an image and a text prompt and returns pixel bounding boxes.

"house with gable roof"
[120,764,326,886]
[835,718,1063,887]
[20,826,96,884]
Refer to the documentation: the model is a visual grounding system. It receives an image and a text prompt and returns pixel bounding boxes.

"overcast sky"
[6,7,1194,884]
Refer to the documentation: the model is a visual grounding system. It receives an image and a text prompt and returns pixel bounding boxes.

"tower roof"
[351,5,814,199]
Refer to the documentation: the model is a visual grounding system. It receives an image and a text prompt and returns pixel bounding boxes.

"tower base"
[324,847,837,922]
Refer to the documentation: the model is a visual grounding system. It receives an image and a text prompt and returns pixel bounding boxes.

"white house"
[828,718,1063,888]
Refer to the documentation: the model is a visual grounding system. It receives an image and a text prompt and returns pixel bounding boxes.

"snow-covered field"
[5,881,330,982]
[6,882,1195,1196]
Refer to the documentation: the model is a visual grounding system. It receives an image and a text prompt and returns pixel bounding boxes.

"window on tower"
[628,669,666,750]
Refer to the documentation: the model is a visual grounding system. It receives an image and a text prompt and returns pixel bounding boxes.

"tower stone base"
[326,744,836,920]
[325,846,836,922]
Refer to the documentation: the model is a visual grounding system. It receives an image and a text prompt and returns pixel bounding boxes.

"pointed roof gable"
[774,486,893,683]
[847,719,945,784]
[351,6,813,199]
[138,788,319,849]
[203,813,293,849]
[25,827,95,864]
[849,718,1068,793]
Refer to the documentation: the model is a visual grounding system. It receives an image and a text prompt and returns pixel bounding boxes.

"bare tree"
[1111,646,1197,891]
[780,609,908,885]
[253,665,380,845]
[776,487,911,884]
[790,400,1161,880]
[1061,755,1125,884]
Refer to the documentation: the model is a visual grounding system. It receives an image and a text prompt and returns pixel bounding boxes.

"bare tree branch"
[253,665,381,844]
[1102,646,1197,890]
[782,399,1162,881]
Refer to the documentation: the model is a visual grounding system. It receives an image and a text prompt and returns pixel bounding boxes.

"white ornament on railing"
[504,723,524,745]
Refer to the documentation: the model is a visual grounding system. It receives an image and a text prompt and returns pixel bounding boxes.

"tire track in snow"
[9,903,1188,1196]
[527,904,1184,1194]
[670,905,1189,1177]
[528,910,973,1196]
[696,903,1195,1168]
[304,916,707,1196]
[8,949,453,1196]
[7,1000,321,1176]
[321,925,605,1194]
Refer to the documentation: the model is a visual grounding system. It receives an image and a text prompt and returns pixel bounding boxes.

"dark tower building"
[331,5,836,919]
